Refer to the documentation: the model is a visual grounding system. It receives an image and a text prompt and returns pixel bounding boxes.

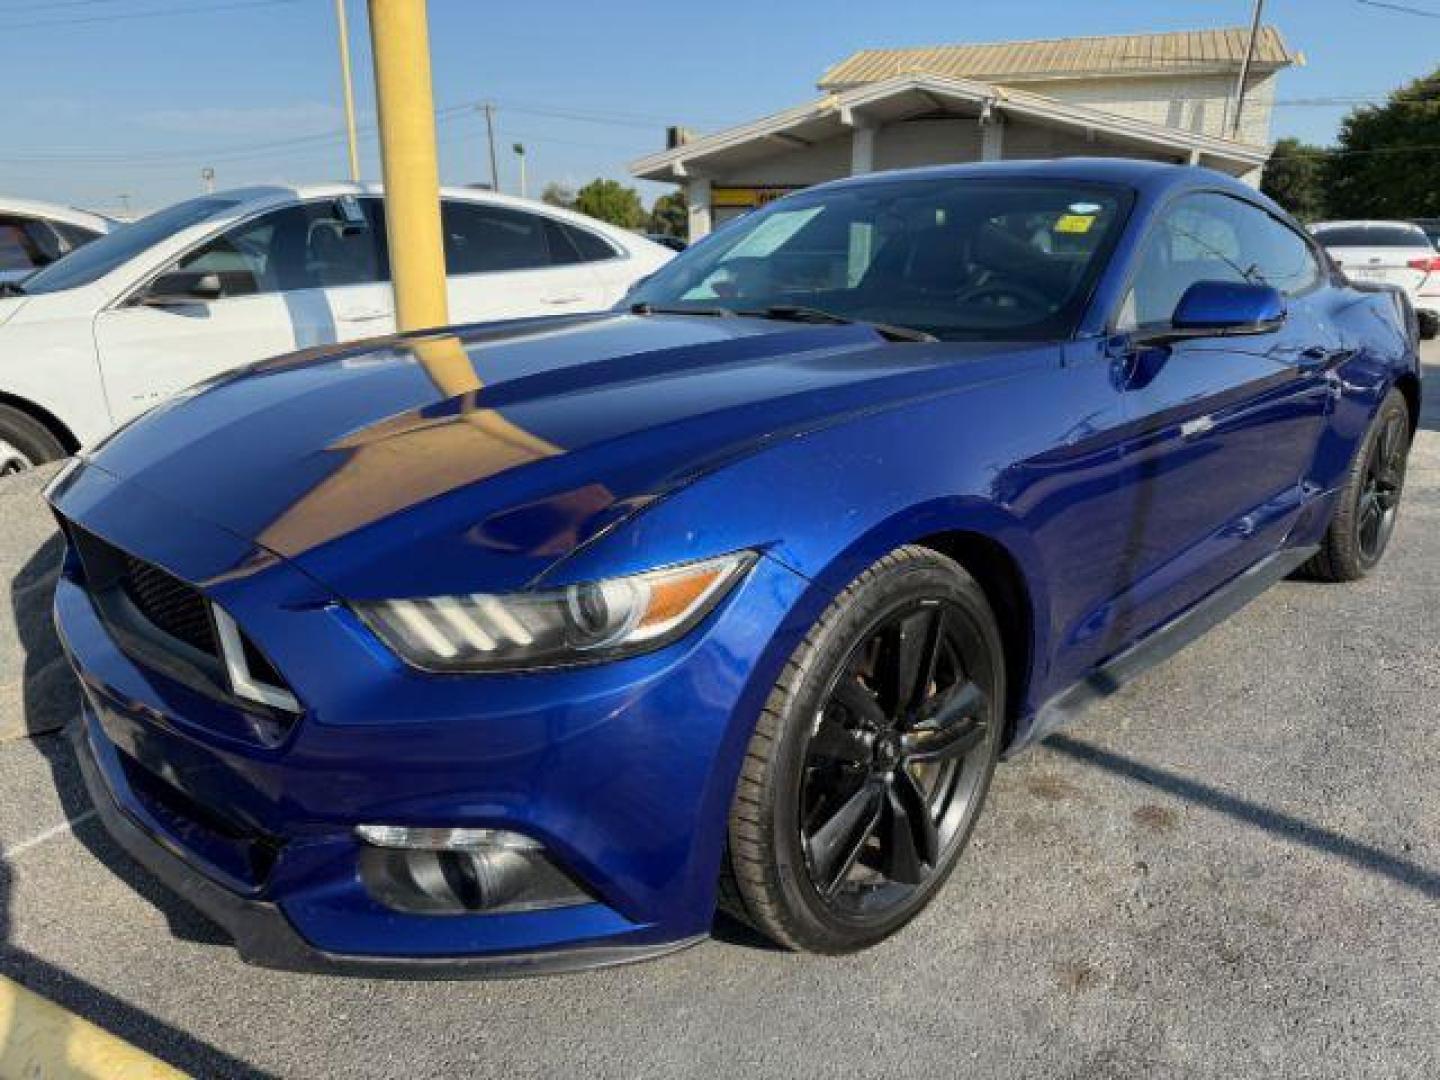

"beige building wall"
[874,119,985,170]
[1011,72,1279,145]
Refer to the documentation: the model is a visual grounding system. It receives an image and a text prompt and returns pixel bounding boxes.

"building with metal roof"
[632,26,1299,240]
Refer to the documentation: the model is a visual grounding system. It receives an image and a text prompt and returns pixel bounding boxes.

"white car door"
[94,199,391,422]
[440,199,603,323]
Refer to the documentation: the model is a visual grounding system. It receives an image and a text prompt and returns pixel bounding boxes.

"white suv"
[1311,220,1440,338]
[0,184,671,469]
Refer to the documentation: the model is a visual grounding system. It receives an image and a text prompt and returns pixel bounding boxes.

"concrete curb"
[0,975,186,1078]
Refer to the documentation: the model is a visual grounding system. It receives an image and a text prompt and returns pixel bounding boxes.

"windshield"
[626,177,1132,341]
[21,195,241,294]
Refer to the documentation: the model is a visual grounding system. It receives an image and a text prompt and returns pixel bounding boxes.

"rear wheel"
[0,404,66,473]
[1305,388,1411,582]
[720,546,1003,953]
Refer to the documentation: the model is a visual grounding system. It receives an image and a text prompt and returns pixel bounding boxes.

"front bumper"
[71,708,703,978]
[50,466,812,975]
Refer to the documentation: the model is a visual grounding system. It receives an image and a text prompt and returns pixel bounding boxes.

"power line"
[6,0,299,31]
[1285,142,1440,158]
[1355,0,1440,16]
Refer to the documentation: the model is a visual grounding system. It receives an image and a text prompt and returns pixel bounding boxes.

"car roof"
[213,182,604,221]
[1312,220,1429,230]
[807,157,1259,199]
[0,195,114,231]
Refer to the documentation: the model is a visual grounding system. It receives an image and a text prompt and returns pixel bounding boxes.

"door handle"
[1297,345,1352,374]
[542,294,583,305]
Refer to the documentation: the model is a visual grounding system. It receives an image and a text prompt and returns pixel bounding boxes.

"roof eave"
[630,74,1270,181]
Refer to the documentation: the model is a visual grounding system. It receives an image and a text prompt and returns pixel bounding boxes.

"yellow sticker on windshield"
[1054,214,1096,234]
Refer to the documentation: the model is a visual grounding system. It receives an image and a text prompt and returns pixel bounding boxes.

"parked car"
[1410,217,1440,249]
[1311,220,1440,338]
[50,160,1419,974]
[0,196,113,285]
[0,184,671,468]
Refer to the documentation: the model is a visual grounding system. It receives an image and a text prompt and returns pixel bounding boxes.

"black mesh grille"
[62,520,300,730]
[122,555,218,658]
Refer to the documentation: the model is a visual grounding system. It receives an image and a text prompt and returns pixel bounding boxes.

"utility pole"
[1229,0,1265,139]
[335,0,361,182]
[513,143,527,198]
[367,0,448,333]
[480,101,499,191]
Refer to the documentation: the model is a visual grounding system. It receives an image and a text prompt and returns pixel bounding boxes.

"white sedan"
[0,196,113,284]
[1311,220,1440,337]
[0,184,672,469]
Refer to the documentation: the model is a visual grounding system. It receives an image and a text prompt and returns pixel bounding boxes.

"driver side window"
[1118,193,1325,330]
[1118,195,1249,330]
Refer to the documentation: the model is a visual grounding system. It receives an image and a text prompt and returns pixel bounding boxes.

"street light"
[513,143,527,199]
[201,167,215,194]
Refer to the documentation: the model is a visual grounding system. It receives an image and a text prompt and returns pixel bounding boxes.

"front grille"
[122,555,218,658]
[62,520,301,737]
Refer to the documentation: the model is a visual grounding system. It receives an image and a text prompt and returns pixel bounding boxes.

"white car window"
[170,201,385,298]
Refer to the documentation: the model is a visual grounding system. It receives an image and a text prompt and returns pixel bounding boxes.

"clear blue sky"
[3,0,1436,216]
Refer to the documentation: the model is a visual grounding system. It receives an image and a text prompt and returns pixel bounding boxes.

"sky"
[3,0,1437,217]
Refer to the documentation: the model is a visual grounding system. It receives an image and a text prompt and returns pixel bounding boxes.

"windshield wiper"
[744,304,936,343]
[630,301,735,317]
[0,282,25,297]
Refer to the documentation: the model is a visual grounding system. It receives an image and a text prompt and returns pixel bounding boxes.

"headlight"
[354,551,756,672]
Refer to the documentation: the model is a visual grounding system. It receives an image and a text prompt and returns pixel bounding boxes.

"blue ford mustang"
[48,161,1419,975]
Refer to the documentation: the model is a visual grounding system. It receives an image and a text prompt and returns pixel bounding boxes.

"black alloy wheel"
[1304,388,1412,583]
[721,546,1004,953]
[1356,408,1408,567]
[800,598,991,911]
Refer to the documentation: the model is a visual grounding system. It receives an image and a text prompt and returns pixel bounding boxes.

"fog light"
[355,824,538,852]
[356,826,589,914]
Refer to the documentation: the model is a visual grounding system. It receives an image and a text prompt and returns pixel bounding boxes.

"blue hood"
[87,313,1033,597]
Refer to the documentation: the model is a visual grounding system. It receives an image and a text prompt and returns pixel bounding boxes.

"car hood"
[85,312,1032,596]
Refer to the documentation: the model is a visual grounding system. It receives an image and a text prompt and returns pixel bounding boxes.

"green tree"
[573,178,646,230]
[1260,138,1329,221]
[648,189,688,237]
[1324,69,1440,219]
[541,181,576,209]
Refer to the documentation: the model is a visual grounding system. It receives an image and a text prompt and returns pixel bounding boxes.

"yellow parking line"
[0,975,186,1079]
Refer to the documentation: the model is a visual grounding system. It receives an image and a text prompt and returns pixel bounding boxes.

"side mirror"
[1137,280,1286,345]
[139,270,223,307]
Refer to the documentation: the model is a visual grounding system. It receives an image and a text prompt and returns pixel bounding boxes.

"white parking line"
[2,811,96,860]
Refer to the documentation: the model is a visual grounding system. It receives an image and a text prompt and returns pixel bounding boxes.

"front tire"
[0,404,66,474]
[1305,388,1411,582]
[720,546,1004,953]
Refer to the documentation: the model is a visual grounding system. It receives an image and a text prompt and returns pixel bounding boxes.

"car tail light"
[1406,256,1440,272]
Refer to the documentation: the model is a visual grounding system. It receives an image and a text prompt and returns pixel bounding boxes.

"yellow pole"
[366,0,449,333]
[334,0,361,183]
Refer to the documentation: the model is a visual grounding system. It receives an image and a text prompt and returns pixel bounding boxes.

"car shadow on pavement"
[1046,733,1440,899]
[4,533,270,1077]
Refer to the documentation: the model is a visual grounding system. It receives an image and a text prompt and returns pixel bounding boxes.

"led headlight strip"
[354,551,757,672]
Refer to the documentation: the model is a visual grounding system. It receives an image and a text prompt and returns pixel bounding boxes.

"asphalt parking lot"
[0,347,1435,1079]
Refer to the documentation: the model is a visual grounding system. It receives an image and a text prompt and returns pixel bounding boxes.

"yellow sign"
[1054,214,1096,235]
[711,185,803,210]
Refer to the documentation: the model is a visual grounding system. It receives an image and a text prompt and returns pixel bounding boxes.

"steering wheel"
[953,277,1052,315]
